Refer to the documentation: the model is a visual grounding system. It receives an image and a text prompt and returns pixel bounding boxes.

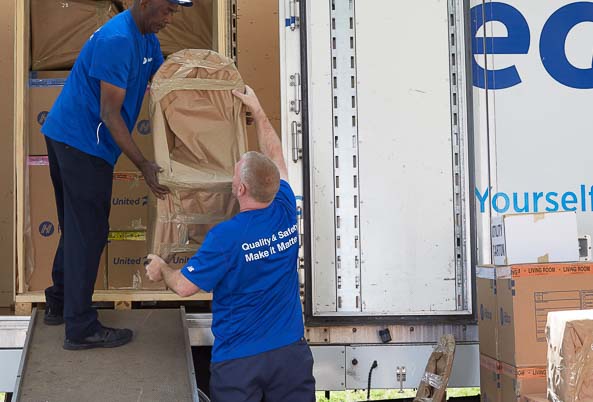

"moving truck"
[3,0,593,396]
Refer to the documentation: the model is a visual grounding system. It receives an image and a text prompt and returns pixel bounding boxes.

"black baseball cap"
[168,0,193,6]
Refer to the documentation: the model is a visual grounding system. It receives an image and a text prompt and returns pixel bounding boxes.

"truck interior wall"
[236,0,281,150]
[15,0,223,295]
[0,0,15,307]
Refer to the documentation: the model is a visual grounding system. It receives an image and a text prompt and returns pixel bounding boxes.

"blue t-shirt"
[41,11,164,166]
[182,180,304,363]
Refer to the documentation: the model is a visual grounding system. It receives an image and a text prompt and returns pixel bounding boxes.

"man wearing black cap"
[41,0,192,350]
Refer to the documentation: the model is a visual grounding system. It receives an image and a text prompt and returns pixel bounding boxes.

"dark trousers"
[44,137,113,341]
[209,338,316,402]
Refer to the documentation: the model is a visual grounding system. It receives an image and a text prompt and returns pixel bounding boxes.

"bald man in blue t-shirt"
[41,0,192,350]
[146,87,316,402]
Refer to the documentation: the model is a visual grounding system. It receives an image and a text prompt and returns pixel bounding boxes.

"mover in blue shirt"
[146,87,315,402]
[41,0,193,350]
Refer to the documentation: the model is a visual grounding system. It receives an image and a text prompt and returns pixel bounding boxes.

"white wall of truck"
[278,0,593,390]
[473,0,593,259]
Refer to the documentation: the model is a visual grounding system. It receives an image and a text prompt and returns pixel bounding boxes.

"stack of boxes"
[27,71,108,291]
[107,97,161,290]
[25,0,213,292]
[478,211,593,402]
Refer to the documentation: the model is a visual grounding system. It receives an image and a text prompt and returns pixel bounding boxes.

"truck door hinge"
[290,73,302,115]
[396,366,407,392]
[287,0,300,31]
[291,121,303,162]
[297,205,304,246]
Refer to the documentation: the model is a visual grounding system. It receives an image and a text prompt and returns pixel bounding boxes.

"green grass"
[315,388,480,401]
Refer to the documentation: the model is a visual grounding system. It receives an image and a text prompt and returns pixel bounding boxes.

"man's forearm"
[160,263,199,297]
[102,112,146,168]
[253,109,283,161]
[161,263,181,293]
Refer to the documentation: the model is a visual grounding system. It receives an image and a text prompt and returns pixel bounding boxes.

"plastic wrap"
[547,311,593,402]
[148,49,246,260]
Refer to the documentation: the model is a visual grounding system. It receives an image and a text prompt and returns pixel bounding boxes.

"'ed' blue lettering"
[471,2,530,90]
[540,2,593,89]
[471,2,593,90]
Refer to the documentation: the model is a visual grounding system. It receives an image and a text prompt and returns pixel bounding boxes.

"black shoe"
[63,326,133,351]
[43,305,64,325]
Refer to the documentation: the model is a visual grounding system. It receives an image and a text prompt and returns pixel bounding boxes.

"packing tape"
[27,156,49,166]
[533,212,546,223]
[477,266,497,280]
[159,212,227,226]
[28,78,67,87]
[108,231,146,241]
[151,77,244,101]
[113,172,144,181]
[497,263,593,278]
[480,354,501,372]
[165,50,236,71]
[500,362,546,379]
[537,254,550,263]
[421,372,444,390]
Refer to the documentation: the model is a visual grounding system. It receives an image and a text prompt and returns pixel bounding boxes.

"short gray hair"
[240,152,280,203]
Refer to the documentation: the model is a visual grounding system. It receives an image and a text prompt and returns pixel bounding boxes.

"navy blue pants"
[44,137,112,341]
[209,338,316,402]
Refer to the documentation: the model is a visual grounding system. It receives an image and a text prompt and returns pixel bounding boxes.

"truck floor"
[14,308,198,402]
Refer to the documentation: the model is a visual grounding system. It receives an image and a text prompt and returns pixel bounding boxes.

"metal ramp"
[13,308,202,402]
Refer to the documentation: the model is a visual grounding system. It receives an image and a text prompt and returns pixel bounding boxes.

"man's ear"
[238,182,247,197]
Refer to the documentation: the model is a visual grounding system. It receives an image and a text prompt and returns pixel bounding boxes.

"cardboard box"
[496,262,593,367]
[27,157,106,291]
[477,266,499,360]
[107,234,165,290]
[480,354,501,402]
[29,71,72,79]
[31,0,118,70]
[114,92,155,172]
[30,78,153,168]
[120,0,213,56]
[492,212,579,265]
[28,75,68,155]
[500,362,547,402]
[522,395,547,402]
[167,252,195,271]
[547,310,593,402]
[109,173,149,231]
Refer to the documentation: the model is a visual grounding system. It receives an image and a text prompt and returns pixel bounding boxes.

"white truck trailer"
[277,0,593,392]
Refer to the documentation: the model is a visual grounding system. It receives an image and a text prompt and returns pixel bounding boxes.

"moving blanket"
[148,49,247,258]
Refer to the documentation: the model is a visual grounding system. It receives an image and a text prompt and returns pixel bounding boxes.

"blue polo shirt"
[182,180,304,363]
[42,10,164,166]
